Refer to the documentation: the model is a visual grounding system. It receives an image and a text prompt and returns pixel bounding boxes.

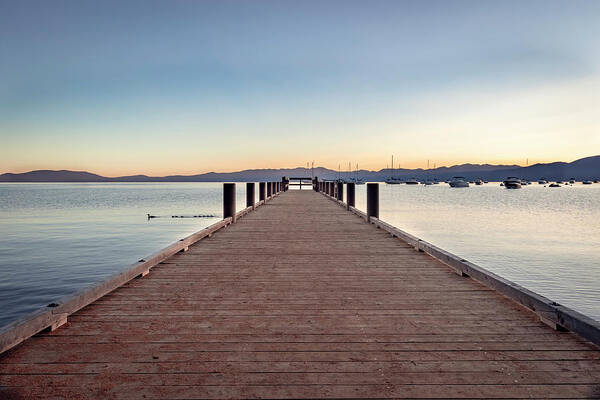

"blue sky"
[1,0,599,175]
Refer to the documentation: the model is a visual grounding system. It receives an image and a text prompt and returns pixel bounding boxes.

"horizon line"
[2,155,597,178]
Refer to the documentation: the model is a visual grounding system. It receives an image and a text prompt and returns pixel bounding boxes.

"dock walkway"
[1,190,599,399]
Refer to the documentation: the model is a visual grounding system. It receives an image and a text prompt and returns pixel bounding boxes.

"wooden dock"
[1,189,599,399]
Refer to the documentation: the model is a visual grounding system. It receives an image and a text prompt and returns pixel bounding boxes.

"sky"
[1,0,599,176]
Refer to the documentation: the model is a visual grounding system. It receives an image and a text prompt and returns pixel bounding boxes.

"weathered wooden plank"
[1,382,599,399]
[3,359,599,374]
[3,370,600,387]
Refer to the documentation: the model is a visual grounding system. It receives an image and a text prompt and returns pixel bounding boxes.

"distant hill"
[0,170,110,182]
[1,156,599,182]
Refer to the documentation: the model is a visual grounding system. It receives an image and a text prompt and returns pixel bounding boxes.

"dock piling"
[223,183,236,223]
[246,182,255,209]
[267,182,272,198]
[347,182,355,210]
[282,176,289,192]
[367,182,379,221]
[336,181,343,201]
[259,182,266,201]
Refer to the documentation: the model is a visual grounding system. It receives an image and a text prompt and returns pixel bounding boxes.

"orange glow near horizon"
[2,154,593,177]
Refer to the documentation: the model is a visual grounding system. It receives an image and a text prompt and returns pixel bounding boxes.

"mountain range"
[1,156,599,182]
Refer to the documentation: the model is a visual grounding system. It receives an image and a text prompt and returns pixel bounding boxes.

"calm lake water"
[354,183,600,321]
[0,182,598,329]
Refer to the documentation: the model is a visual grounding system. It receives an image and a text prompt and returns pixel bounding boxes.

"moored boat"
[385,156,402,184]
[449,177,469,188]
[503,177,522,189]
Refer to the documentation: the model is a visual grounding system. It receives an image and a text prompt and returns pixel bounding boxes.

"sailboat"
[351,163,365,184]
[385,155,402,184]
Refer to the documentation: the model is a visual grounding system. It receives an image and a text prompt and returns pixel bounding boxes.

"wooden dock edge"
[0,192,279,355]
[319,190,600,347]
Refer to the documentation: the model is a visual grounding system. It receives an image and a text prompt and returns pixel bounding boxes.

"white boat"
[449,177,469,188]
[582,180,592,185]
[503,177,522,189]
[538,178,547,184]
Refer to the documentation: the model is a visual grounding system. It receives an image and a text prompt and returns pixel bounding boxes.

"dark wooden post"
[282,176,288,192]
[330,182,334,197]
[336,181,343,201]
[246,182,255,209]
[347,182,355,210]
[223,183,236,223]
[267,181,272,198]
[259,182,266,201]
[277,182,280,193]
[367,183,379,221]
